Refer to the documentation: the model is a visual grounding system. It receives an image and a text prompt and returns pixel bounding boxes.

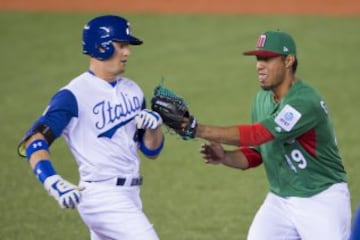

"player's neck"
[89,61,117,82]
[272,75,297,103]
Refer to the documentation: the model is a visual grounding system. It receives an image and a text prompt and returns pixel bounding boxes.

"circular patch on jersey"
[284,112,294,121]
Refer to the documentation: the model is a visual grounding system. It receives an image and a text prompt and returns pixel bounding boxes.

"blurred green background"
[1,12,359,239]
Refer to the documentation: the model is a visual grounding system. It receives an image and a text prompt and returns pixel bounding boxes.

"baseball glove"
[151,83,197,140]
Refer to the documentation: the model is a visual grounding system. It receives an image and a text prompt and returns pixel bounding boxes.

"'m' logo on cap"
[256,34,267,48]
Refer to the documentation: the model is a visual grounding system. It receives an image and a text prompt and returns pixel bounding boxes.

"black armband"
[17,124,56,158]
[34,124,55,145]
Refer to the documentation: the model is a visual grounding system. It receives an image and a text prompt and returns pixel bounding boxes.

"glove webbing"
[153,84,187,107]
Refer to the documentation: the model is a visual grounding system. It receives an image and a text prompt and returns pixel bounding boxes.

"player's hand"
[43,175,82,209]
[135,109,163,130]
[200,142,225,165]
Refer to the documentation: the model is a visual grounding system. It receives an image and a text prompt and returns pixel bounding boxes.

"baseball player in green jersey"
[195,31,351,239]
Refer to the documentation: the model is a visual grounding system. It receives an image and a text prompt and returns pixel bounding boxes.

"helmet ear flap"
[82,23,115,60]
[93,40,115,60]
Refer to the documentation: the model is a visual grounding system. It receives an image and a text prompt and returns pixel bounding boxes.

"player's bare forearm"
[143,128,164,159]
[196,124,240,146]
[201,142,249,169]
[222,150,249,169]
[24,131,81,209]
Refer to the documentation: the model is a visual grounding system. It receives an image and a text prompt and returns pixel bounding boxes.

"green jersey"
[251,80,347,197]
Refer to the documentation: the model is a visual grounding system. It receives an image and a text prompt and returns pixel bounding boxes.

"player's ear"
[285,55,295,69]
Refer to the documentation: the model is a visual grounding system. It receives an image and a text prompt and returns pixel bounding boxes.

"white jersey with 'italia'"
[62,72,144,181]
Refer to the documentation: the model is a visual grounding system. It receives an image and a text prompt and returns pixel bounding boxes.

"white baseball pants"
[247,183,351,240]
[77,178,159,240]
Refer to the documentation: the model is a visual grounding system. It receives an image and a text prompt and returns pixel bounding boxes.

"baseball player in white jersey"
[18,15,163,240]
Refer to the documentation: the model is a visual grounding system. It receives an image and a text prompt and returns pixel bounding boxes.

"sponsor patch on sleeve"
[274,104,301,132]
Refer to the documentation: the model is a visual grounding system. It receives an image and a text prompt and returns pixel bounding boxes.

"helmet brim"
[114,35,143,45]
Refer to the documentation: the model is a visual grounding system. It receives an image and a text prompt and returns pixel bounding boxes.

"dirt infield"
[1,0,359,16]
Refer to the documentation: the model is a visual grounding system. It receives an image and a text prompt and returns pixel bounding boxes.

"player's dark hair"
[293,57,298,74]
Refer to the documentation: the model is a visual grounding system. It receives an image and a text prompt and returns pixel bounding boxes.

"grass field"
[1,12,360,239]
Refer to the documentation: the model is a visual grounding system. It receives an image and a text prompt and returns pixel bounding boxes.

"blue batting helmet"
[82,15,143,60]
